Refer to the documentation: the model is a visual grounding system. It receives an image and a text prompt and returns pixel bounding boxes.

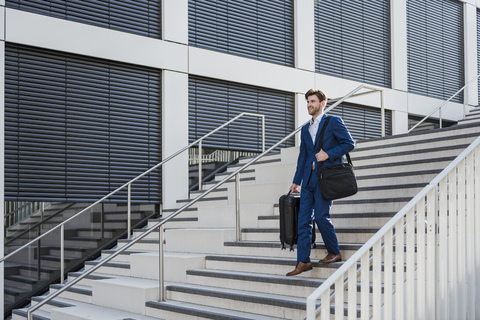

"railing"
[306,134,480,319]
[4,202,75,247]
[4,201,45,230]
[0,112,264,319]
[327,84,386,137]
[18,87,367,320]
[188,148,259,165]
[194,112,265,190]
[408,75,480,133]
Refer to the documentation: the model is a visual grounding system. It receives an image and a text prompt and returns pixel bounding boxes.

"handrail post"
[261,115,265,152]
[158,224,165,301]
[235,173,241,241]
[127,183,132,239]
[198,140,203,191]
[380,90,385,137]
[36,228,41,281]
[60,224,65,284]
[439,108,442,129]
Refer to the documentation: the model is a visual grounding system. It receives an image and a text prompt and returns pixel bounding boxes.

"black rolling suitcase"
[279,191,316,251]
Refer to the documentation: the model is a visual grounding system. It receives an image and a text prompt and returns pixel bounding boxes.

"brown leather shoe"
[319,253,342,264]
[286,261,313,276]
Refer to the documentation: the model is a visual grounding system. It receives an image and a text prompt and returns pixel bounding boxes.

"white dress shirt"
[308,113,324,144]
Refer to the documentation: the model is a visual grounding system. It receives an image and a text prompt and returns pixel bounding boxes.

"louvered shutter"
[5,0,161,38]
[314,0,391,88]
[189,76,295,152]
[407,0,464,102]
[5,44,162,203]
[188,0,294,67]
[327,102,392,140]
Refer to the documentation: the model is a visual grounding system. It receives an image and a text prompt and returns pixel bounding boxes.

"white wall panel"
[188,46,314,94]
[163,0,188,44]
[0,6,4,41]
[464,2,478,106]
[294,0,315,71]
[391,0,408,91]
[5,9,188,72]
[162,70,189,208]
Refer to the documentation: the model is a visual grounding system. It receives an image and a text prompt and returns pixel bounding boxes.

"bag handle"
[316,115,352,166]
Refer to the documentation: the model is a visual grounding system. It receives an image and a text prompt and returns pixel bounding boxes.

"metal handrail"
[306,134,480,319]
[408,75,480,133]
[24,117,294,320]
[4,203,75,247]
[326,84,386,137]
[22,86,378,319]
[0,112,265,267]
[196,112,265,190]
[4,202,44,229]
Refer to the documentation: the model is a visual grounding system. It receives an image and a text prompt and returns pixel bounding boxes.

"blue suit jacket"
[293,114,355,188]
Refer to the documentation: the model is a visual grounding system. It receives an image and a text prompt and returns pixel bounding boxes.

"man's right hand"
[290,183,299,193]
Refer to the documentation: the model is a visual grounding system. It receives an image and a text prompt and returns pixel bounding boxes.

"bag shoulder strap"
[317,115,353,165]
[316,115,330,153]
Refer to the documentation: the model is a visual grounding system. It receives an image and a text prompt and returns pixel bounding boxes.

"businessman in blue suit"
[286,89,355,276]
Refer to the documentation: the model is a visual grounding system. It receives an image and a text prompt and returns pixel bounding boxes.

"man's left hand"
[315,149,329,162]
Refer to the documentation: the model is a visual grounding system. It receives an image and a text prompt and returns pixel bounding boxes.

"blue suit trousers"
[297,173,340,262]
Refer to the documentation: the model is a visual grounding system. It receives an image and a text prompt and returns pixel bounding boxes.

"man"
[286,89,355,276]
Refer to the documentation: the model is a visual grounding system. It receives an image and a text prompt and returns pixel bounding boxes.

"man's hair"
[305,89,327,102]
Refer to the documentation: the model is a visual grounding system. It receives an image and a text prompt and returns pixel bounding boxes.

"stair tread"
[147,299,286,320]
[187,268,323,287]
[166,282,314,308]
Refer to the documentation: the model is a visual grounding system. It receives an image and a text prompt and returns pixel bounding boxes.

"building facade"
[1,0,479,314]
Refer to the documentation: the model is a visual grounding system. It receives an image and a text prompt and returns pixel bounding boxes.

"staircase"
[4,203,155,317]
[11,117,480,319]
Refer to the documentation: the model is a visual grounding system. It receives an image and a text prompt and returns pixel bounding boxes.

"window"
[189,76,295,152]
[314,0,391,88]
[407,0,464,102]
[189,0,294,67]
[5,44,162,202]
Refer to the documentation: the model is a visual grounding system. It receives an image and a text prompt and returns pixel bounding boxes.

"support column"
[392,110,409,136]
[464,2,479,106]
[161,0,189,209]
[162,70,189,209]
[391,0,408,92]
[162,0,188,45]
[295,93,309,146]
[294,0,315,146]
[294,0,315,72]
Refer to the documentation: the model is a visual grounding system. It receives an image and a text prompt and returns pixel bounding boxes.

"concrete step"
[165,282,313,320]
[92,250,206,283]
[164,228,235,254]
[236,153,282,167]
[354,156,454,176]
[352,122,480,150]
[13,295,160,320]
[185,268,322,298]
[330,196,412,214]
[260,211,396,229]
[205,255,342,279]
[241,227,377,244]
[146,299,285,320]
[352,144,470,167]
[223,240,362,260]
[352,131,478,158]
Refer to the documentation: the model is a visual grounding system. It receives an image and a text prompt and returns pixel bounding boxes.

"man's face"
[306,94,325,118]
